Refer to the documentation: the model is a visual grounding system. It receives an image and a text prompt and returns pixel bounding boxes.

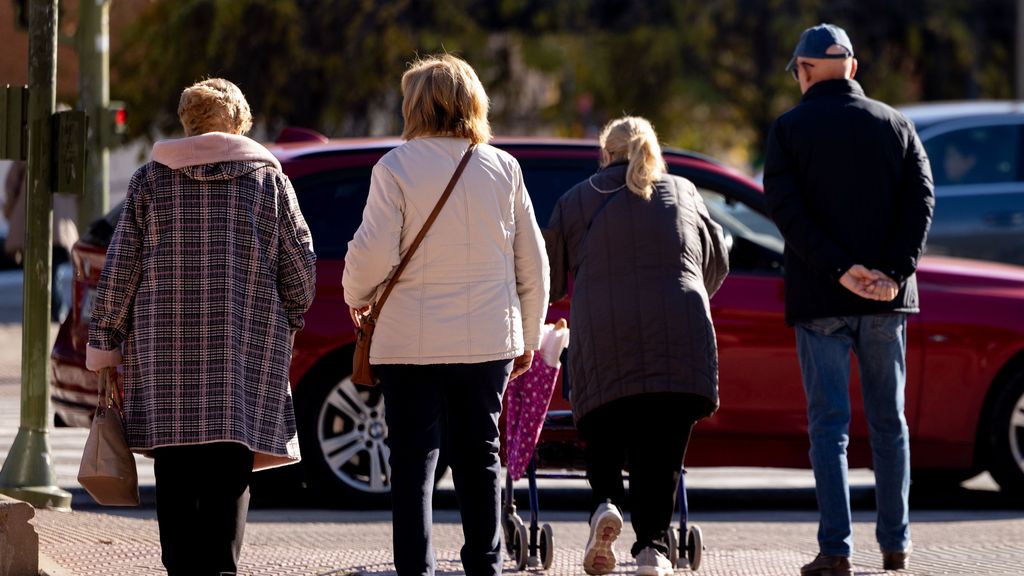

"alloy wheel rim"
[316,376,390,493]
[1011,392,1024,476]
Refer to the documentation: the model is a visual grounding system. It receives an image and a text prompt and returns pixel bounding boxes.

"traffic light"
[100,101,127,146]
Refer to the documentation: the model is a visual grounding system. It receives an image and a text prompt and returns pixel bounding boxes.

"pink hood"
[151,132,281,171]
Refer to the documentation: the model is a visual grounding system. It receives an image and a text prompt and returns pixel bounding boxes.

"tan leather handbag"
[352,145,476,386]
[78,368,139,506]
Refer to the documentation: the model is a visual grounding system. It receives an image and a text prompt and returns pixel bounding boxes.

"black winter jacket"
[545,164,729,423]
[764,79,935,325]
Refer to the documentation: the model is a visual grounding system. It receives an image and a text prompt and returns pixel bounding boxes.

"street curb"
[0,493,38,576]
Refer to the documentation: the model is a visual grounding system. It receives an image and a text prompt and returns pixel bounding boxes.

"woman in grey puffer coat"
[545,116,729,576]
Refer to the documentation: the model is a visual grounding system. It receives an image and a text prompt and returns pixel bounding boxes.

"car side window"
[291,168,373,259]
[698,187,784,275]
[517,159,598,226]
[923,124,1021,187]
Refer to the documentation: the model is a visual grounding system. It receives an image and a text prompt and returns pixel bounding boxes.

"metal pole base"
[0,427,72,510]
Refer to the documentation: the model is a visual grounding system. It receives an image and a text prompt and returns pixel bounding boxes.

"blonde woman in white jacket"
[342,54,550,576]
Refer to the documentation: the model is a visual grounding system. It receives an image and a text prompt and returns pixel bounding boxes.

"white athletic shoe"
[635,546,674,576]
[583,501,624,575]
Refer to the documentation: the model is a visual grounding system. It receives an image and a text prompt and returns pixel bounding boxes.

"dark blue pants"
[379,359,512,576]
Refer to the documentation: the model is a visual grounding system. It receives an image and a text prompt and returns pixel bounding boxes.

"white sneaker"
[635,546,674,576]
[583,501,623,575]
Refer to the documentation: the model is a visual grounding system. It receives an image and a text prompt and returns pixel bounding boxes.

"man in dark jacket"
[764,23,934,576]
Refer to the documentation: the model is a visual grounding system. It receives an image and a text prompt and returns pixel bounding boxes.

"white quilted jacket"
[342,137,550,365]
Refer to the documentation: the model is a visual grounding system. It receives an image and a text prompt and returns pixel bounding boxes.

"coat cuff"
[85,345,122,372]
[522,330,542,351]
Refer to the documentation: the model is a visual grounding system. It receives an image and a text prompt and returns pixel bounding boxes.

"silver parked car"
[900,101,1024,265]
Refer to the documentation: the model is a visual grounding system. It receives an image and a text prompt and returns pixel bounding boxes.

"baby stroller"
[501,320,570,571]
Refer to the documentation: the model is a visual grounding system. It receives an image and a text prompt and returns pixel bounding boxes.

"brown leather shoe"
[800,553,852,576]
[883,549,910,570]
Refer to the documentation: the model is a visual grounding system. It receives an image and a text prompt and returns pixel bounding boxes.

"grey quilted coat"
[545,163,729,423]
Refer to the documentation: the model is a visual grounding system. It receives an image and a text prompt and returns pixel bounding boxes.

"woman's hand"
[349,305,371,327]
[510,350,535,380]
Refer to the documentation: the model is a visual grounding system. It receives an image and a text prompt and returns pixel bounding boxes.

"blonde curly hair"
[177,78,253,136]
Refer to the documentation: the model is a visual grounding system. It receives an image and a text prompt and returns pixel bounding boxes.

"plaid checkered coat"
[87,133,316,470]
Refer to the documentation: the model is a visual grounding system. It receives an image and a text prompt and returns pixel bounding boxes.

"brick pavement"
[29,507,1024,576]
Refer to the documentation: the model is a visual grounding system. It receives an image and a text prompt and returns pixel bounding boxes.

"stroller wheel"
[667,526,680,567]
[503,511,523,556]
[511,515,529,571]
[539,523,554,570]
[686,525,704,571]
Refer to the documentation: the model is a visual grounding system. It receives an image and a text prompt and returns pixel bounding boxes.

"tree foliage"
[113,0,1017,167]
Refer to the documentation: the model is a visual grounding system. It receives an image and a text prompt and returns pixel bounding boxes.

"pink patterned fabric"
[504,354,560,481]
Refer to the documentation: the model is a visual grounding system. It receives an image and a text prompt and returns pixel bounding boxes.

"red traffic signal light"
[101,101,128,145]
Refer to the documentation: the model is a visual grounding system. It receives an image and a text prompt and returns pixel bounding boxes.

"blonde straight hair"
[599,116,666,200]
[401,54,491,144]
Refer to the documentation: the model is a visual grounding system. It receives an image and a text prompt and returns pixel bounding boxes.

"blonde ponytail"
[599,116,666,200]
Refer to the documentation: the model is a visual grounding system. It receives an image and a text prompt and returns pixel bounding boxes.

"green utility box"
[53,110,87,196]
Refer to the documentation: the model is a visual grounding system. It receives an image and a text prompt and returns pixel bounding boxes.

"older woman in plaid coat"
[86,78,316,576]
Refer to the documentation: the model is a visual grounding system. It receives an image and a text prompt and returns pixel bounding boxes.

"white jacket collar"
[151,132,281,171]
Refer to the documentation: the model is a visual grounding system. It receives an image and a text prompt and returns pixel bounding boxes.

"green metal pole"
[0,0,72,510]
[77,0,111,229]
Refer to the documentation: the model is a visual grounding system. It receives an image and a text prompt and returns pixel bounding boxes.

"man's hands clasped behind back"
[839,264,899,302]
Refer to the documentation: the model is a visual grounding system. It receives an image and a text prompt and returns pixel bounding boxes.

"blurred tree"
[116,0,490,138]
[113,0,1017,168]
[116,0,306,137]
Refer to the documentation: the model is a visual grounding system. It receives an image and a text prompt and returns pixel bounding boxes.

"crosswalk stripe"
[0,399,156,489]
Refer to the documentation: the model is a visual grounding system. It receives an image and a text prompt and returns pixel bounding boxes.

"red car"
[51,134,1024,504]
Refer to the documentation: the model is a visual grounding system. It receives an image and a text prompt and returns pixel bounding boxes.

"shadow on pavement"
[68,474,1024,517]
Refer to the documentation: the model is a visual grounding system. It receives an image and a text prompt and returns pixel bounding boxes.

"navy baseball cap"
[786,23,854,71]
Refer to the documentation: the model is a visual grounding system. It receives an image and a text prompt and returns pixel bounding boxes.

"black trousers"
[153,442,255,576]
[578,393,707,557]
[378,359,512,576]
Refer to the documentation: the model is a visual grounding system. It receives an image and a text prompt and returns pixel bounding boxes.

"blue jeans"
[795,314,911,557]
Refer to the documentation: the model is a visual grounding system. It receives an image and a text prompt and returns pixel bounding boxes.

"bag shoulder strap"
[370,144,476,320]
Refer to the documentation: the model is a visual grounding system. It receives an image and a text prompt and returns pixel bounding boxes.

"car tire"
[988,370,1024,497]
[296,351,448,507]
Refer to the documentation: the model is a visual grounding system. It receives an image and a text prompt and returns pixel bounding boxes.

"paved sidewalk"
[29,507,1024,575]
